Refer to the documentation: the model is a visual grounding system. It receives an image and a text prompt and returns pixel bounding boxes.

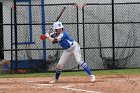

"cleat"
[90,75,95,82]
[49,79,58,84]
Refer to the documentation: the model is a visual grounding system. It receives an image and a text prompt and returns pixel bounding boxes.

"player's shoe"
[90,75,95,82]
[49,79,58,84]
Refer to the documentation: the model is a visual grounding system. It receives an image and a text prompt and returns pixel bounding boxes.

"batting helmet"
[53,21,64,30]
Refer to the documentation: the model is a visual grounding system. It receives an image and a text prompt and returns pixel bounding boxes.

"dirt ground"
[0,75,140,93]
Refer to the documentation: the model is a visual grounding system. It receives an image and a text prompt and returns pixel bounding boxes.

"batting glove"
[40,34,47,40]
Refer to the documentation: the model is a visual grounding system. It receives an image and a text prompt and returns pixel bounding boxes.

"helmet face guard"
[53,21,64,30]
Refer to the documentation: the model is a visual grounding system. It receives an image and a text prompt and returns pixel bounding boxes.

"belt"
[64,43,74,50]
[71,43,73,46]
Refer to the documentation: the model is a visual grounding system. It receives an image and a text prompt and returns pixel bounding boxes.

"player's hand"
[40,34,47,40]
[45,33,50,38]
[48,29,51,34]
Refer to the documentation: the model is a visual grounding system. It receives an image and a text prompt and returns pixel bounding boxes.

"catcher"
[40,21,95,83]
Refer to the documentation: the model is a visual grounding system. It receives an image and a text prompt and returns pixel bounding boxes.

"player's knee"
[77,59,84,65]
[80,61,87,68]
[56,64,62,72]
[57,64,62,69]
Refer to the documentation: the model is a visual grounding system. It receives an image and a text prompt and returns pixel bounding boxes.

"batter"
[44,21,95,83]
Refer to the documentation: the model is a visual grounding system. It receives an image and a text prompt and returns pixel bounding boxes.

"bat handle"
[48,27,53,34]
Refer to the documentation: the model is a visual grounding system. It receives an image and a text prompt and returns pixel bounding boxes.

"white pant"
[57,41,83,69]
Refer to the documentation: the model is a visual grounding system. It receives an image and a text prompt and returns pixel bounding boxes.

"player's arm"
[45,33,61,44]
[40,30,59,41]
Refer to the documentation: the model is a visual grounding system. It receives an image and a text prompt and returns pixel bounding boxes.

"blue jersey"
[58,31,74,49]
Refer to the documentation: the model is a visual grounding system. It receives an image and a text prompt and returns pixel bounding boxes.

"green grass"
[0,69,140,78]
[61,68,140,76]
[94,68,140,75]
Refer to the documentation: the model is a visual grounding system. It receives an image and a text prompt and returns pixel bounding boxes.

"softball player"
[45,21,95,83]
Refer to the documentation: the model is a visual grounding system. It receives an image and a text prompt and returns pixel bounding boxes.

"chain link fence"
[11,1,79,73]
[0,0,140,73]
[82,2,140,69]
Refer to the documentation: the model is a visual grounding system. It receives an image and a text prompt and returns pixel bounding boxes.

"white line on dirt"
[33,83,102,93]
[36,84,54,86]
[34,84,54,88]
[60,85,102,93]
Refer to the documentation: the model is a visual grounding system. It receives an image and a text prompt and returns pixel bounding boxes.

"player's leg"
[79,61,95,82]
[73,42,95,82]
[49,50,72,83]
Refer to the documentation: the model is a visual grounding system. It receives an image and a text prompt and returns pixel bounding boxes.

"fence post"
[112,0,115,69]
